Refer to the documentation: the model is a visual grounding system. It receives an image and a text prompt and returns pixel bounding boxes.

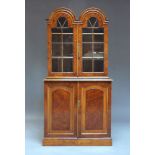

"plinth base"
[43,138,112,146]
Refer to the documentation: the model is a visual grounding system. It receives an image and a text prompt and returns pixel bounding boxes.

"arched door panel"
[78,82,111,138]
[44,82,77,138]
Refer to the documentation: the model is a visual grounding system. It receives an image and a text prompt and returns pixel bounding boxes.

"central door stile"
[73,21,82,77]
[73,22,78,76]
[78,22,82,77]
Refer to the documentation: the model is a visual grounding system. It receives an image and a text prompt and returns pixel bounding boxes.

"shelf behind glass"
[82,58,104,72]
[52,58,73,72]
[51,28,73,33]
[82,42,104,57]
[52,34,73,42]
[82,28,104,33]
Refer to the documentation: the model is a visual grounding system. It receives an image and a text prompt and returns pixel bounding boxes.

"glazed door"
[78,82,111,138]
[47,11,77,77]
[44,82,77,138]
[78,11,108,76]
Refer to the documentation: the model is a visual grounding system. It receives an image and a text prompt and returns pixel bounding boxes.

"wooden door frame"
[47,8,78,77]
[44,81,78,138]
[78,82,111,138]
[78,8,108,76]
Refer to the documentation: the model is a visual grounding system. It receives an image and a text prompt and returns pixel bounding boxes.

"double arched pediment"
[47,7,108,27]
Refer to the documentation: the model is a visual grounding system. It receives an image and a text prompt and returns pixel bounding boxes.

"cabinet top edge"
[44,77,113,82]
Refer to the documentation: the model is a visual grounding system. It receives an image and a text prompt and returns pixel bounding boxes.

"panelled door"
[44,81,111,138]
[78,82,111,138]
[44,82,77,138]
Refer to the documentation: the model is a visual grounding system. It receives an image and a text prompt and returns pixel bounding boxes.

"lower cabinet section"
[43,80,112,146]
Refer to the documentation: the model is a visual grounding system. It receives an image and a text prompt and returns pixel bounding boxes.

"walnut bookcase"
[43,7,112,146]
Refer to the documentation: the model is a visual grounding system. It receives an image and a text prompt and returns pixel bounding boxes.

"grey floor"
[25,118,129,155]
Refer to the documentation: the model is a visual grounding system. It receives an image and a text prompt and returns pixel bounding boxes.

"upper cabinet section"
[47,7,109,77]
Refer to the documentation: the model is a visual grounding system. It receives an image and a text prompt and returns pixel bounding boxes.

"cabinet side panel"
[107,82,112,135]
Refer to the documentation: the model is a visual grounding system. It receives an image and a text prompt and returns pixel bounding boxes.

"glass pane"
[52,43,61,56]
[83,59,92,72]
[63,43,73,56]
[94,59,104,72]
[93,51,104,57]
[63,34,73,42]
[94,43,104,54]
[57,17,68,27]
[63,58,73,72]
[52,34,62,42]
[63,21,68,27]
[94,28,104,33]
[94,34,104,42]
[83,34,92,42]
[83,43,92,57]
[94,20,99,27]
[90,17,97,25]
[51,28,61,33]
[82,28,93,33]
[88,17,99,27]
[52,58,62,72]
[62,28,73,33]
[91,51,104,58]
[88,20,92,27]
[52,28,73,33]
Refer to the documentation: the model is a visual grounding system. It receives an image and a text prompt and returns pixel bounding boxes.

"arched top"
[47,7,76,27]
[79,7,107,27]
